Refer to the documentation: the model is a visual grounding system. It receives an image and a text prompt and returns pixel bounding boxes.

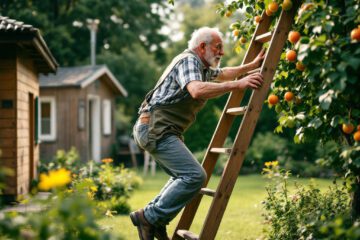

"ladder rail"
[172,10,273,240]
[199,4,300,239]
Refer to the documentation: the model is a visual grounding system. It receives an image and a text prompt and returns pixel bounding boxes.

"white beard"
[204,46,221,68]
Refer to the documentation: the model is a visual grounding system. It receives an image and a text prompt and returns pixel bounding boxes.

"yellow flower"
[265,161,272,167]
[90,186,98,192]
[272,161,279,167]
[38,168,72,191]
[101,158,113,164]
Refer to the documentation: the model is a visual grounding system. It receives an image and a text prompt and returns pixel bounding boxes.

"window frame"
[39,96,57,141]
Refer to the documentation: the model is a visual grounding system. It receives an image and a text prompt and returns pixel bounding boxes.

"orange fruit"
[233,29,240,37]
[254,16,261,23]
[296,61,305,71]
[268,94,279,105]
[266,9,273,16]
[286,50,297,62]
[357,125,360,131]
[239,36,247,44]
[354,131,360,141]
[288,31,301,44]
[342,123,355,134]
[284,92,294,102]
[225,11,232,17]
[351,28,360,41]
[268,2,279,13]
[282,0,293,11]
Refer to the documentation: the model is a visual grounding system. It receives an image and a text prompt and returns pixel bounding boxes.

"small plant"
[261,162,358,240]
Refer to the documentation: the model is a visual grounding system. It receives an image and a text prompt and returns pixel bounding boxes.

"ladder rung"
[176,230,199,240]
[199,188,216,197]
[210,147,232,154]
[226,106,247,115]
[255,31,273,43]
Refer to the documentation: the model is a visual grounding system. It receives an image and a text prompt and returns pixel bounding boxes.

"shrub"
[261,162,358,240]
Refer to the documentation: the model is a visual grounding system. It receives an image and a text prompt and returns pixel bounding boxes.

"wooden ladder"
[172,2,300,240]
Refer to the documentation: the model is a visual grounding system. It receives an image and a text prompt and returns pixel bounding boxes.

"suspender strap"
[139,49,205,112]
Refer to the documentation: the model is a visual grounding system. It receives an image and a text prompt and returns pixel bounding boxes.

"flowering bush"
[261,162,360,239]
[0,148,142,238]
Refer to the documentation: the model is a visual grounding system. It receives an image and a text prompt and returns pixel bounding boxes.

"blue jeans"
[133,120,207,227]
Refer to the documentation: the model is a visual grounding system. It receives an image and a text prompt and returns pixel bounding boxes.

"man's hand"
[237,72,264,90]
[250,49,266,69]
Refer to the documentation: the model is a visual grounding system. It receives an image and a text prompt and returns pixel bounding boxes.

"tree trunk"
[351,176,360,220]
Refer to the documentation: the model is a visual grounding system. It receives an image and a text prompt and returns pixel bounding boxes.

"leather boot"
[130,209,155,240]
[154,225,170,240]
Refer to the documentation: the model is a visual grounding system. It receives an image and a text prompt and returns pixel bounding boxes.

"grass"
[98,171,332,240]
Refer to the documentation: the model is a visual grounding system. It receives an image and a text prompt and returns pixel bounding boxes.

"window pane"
[41,102,50,118]
[103,100,111,135]
[41,119,50,134]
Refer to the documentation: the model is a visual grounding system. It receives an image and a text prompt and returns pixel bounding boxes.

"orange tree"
[217,0,360,219]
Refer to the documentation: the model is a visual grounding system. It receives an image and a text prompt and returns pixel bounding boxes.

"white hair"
[188,27,223,50]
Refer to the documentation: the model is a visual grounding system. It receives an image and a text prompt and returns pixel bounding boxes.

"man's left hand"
[251,49,266,68]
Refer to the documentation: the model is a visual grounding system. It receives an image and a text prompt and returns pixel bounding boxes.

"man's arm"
[217,49,266,82]
[186,73,263,99]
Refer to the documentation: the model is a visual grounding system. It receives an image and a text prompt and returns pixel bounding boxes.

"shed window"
[102,100,112,135]
[39,97,56,141]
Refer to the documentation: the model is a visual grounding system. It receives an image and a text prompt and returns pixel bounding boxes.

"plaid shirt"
[142,53,221,112]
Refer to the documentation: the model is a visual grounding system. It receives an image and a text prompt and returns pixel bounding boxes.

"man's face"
[204,35,224,68]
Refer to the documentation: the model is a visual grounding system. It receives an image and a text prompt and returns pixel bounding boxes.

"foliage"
[0,0,169,65]
[219,0,360,174]
[38,148,142,214]
[218,0,360,217]
[0,155,142,239]
[0,168,121,239]
[262,162,359,239]
[39,147,80,174]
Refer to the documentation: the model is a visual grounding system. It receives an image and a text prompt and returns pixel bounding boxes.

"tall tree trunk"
[351,176,360,220]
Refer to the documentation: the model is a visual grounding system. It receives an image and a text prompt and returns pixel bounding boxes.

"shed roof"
[39,65,128,97]
[0,16,58,73]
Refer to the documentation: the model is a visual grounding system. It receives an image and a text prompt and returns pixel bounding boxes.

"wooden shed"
[39,65,127,163]
[0,16,58,198]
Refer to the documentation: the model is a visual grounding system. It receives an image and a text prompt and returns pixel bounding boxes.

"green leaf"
[330,116,341,127]
[274,125,283,133]
[300,37,310,44]
[295,112,306,121]
[308,117,322,129]
[318,90,334,110]
[246,6,253,13]
[324,21,334,32]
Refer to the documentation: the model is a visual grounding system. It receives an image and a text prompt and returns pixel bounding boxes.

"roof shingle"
[0,16,58,73]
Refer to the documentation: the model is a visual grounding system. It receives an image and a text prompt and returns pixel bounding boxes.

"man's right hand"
[237,73,264,90]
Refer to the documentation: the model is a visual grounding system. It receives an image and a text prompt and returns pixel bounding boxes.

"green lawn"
[98,171,332,240]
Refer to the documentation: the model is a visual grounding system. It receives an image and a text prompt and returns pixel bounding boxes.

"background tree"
[0,0,171,134]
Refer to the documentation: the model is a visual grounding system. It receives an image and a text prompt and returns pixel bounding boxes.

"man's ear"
[199,42,206,53]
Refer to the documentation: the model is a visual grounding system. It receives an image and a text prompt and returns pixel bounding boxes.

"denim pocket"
[133,122,156,152]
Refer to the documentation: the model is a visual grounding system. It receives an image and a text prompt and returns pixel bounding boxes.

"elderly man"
[130,27,264,240]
